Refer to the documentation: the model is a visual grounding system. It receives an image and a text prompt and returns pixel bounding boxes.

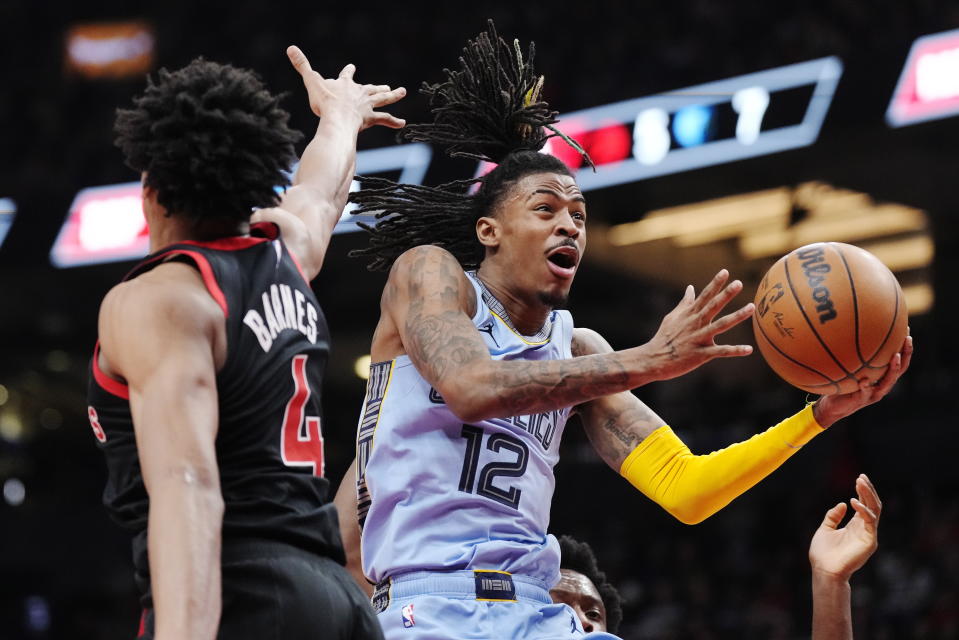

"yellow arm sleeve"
[620,404,824,524]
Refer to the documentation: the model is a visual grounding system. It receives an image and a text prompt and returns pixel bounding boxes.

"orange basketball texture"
[752,242,908,395]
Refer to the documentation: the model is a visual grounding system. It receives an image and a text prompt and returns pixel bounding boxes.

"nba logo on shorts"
[401,603,415,628]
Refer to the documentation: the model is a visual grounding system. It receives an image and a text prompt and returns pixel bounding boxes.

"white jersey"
[355,271,575,586]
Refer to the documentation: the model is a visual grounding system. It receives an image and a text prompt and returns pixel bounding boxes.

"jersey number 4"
[281,354,325,477]
[458,425,529,510]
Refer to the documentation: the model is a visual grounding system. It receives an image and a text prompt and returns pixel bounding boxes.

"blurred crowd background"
[1,1,957,638]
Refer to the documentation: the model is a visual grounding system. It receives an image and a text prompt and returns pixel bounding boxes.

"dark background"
[0,1,957,638]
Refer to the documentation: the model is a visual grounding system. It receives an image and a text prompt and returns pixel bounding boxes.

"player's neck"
[475,264,551,336]
[148,213,250,252]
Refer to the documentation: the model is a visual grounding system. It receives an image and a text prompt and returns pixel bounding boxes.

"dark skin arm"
[252,46,405,280]
[372,245,754,423]
[332,459,373,597]
[98,263,226,640]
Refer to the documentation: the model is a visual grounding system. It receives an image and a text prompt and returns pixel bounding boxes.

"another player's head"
[551,535,623,635]
[350,22,592,308]
[114,58,301,230]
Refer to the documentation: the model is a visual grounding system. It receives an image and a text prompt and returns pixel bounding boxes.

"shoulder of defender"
[100,262,223,338]
[571,326,614,357]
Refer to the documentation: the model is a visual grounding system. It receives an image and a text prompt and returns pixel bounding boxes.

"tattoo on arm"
[402,249,489,384]
[581,396,666,467]
[572,327,668,468]
[398,252,636,419]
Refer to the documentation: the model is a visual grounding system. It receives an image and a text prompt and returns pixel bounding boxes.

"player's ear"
[476,216,501,248]
[141,173,157,202]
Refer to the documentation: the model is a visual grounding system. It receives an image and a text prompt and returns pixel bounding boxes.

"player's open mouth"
[545,245,579,279]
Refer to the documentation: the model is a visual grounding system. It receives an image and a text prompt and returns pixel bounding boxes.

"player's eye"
[572,211,586,221]
[535,204,552,212]
[586,610,602,620]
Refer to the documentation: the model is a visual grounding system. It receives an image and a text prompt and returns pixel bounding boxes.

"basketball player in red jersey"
[87,47,403,639]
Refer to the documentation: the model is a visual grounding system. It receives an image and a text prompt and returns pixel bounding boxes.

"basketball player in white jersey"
[335,23,912,640]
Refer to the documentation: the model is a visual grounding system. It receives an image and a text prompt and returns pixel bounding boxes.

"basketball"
[752,242,908,395]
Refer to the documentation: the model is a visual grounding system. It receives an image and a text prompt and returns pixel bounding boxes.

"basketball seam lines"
[783,249,855,381]
[754,314,839,393]
[832,243,866,367]
[862,271,902,367]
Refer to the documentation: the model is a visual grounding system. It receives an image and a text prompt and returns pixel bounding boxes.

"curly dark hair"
[348,20,591,271]
[114,58,301,222]
[557,534,624,634]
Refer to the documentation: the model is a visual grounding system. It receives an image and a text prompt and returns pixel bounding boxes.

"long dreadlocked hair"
[349,20,592,272]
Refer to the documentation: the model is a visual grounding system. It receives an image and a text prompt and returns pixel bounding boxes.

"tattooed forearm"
[407,305,635,418]
[397,246,649,423]
[580,398,666,467]
[488,355,632,417]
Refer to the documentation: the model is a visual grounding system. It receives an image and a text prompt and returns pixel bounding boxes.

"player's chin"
[537,285,571,309]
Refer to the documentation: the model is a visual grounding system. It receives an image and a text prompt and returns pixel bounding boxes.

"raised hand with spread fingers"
[253,46,407,280]
[809,474,882,640]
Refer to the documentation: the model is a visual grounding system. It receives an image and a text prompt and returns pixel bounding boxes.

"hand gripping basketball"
[812,330,913,428]
[644,269,755,381]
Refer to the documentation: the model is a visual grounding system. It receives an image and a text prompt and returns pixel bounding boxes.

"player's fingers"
[370,86,407,107]
[366,84,392,94]
[820,502,847,530]
[339,63,356,80]
[856,474,882,518]
[871,353,902,399]
[850,502,879,543]
[287,45,318,77]
[691,270,729,312]
[702,303,755,338]
[850,497,878,522]
[706,343,753,359]
[850,498,879,539]
[699,279,745,322]
[899,334,914,375]
[366,112,406,130]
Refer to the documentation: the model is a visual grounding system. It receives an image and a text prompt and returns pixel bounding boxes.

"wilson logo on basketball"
[797,246,838,324]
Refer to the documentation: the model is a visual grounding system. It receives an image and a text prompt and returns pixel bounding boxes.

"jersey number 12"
[458,425,529,510]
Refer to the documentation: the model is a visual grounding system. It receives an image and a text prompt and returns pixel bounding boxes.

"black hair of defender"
[557,534,624,634]
[114,58,301,223]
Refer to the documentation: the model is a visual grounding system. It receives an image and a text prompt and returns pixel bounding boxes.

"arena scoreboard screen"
[886,28,959,127]
[477,57,843,190]
[0,198,16,250]
[49,32,959,268]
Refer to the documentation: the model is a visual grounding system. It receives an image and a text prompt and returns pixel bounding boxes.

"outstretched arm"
[574,328,911,524]
[383,245,753,423]
[809,474,881,640]
[254,46,406,280]
[98,264,225,640]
